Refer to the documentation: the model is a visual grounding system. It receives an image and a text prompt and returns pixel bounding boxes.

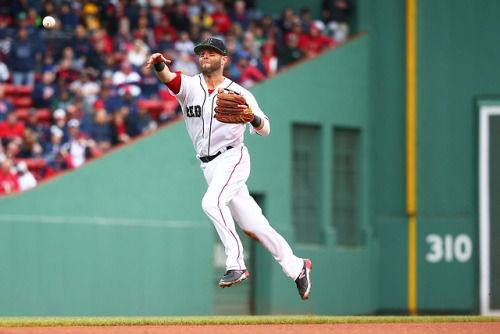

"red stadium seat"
[11,96,34,108]
[36,108,52,121]
[138,99,165,120]
[16,108,52,122]
[16,85,34,96]
[2,84,16,97]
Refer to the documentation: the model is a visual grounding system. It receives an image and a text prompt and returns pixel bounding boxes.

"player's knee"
[201,195,218,215]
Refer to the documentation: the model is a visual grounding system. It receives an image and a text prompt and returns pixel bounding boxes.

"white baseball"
[43,16,55,29]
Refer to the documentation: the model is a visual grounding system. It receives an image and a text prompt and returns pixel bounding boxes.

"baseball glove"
[215,88,254,124]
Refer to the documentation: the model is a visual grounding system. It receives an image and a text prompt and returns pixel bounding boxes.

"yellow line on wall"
[406,0,418,316]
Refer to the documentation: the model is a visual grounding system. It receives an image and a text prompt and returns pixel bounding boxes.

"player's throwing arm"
[146,53,176,84]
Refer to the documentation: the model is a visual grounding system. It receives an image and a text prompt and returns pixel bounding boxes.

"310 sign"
[425,234,472,263]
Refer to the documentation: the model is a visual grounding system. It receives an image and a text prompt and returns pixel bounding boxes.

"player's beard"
[199,57,222,75]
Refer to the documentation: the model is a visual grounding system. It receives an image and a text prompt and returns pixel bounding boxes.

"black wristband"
[154,62,166,72]
[250,115,262,128]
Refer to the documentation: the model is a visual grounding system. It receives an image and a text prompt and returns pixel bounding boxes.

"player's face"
[198,49,226,75]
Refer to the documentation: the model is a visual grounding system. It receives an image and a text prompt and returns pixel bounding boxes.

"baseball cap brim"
[194,44,226,56]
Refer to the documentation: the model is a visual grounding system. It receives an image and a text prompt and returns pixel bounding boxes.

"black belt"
[199,146,233,163]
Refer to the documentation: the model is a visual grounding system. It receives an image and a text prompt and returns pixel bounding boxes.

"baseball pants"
[201,145,304,280]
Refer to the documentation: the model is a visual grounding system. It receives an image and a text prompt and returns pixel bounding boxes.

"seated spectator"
[94,86,122,115]
[51,108,69,143]
[172,51,198,76]
[71,25,92,66]
[110,108,131,146]
[222,61,238,82]
[18,128,43,158]
[40,53,57,73]
[132,16,155,48]
[41,148,74,179]
[322,0,354,44]
[278,33,305,69]
[43,125,65,164]
[229,0,250,31]
[236,53,265,88]
[90,27,115,55]
[139,66,162,99]
[153,15,177,48]
[24,108,50,144]
[260,44,278,77]
[100,70,120,97]
[52,89,74,112]
[90,107,112,152]
[211,1,232,35]
[3,141,19,161]
[0,158,19,195]
[285,17,309,51]
[63,119,89,168]
[128,39,150,70]
[202,0,217,14]
[127,102,157,137]
[156,30,175,54]
[241,31,261,61]
[82,0,101,31]
[70,70,101,113]
[191,6,214,30]
[112,60,142,97]
[169,2,191,33]
[59,1,79,30]
[277,7,295,35]
[299,7,313,34]
[85,39,108,75]
[58,45,85,72]
[0,110,25,147]
[174,31,196,55]
[55,58,80,86]
[16,161,37,191]
[32,71,58,109]
[302,21,337,58]
[120,88,139,116]
[187,0,202,20]
[252,24,267,48]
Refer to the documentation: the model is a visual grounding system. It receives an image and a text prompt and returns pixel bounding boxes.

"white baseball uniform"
[168,73,304,280]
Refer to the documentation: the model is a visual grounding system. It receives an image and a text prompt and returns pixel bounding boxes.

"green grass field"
[0,315,498,327]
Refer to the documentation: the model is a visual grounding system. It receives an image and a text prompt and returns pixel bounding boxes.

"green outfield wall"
[1,0,500,316]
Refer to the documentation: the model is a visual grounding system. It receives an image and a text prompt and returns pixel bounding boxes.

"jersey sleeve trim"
[165,71,182,95]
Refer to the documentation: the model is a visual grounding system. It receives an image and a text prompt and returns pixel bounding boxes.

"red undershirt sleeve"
[165,71,182,95]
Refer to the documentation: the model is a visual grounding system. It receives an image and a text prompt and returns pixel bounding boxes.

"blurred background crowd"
[0,0,354,195]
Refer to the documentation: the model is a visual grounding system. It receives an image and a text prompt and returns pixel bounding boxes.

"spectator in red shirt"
[110,109,131,146]
[284,17,309,51]
[0,110,25,147]
[0,158,19,195]
[302,21,337,58]
[237,53,266,89]
[260,44,278,77]
[153,15,177,45]
[211,1,232,34]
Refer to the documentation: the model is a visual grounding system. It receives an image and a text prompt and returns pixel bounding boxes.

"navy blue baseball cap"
[194,37,228,56]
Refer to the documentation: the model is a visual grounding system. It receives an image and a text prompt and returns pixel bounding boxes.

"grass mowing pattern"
[0,316,499,327]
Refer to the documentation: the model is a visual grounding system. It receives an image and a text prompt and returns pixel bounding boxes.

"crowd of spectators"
[0,0,353,196]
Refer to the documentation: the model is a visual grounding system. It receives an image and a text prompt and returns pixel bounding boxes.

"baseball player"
[146,37,312,300]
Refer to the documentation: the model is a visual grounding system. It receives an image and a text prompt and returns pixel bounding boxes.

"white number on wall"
[425,234,472,263]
